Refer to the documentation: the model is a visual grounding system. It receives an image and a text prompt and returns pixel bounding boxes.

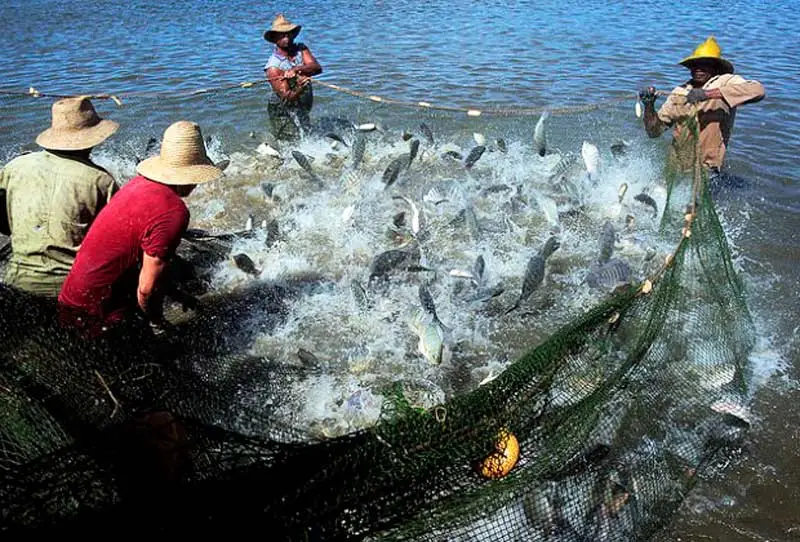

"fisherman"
[57,120,224,338]
[263,13,323,141]
[0,96,119,297]
[639,36,765,182]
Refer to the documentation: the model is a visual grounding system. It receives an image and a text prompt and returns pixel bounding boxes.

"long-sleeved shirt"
[657,73,765,171]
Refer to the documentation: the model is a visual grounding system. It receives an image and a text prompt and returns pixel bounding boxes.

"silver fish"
[598,221,616,264]
[324,133,348,147]
[393,196,421,235]
[634,193,658,216]
[382,156,408,188]
[548,152,577,182]
[291,150,323,186]
[464,145,486,169]
[472,255,486,286]
[581,141,600,183]
[505,236,560,314]
[232,253,259,276]
[351,134,366,168]
[409,309,446,365]
[408,139,420,167]
[586,258,632,289]
[533,111,550,157]
[419,122,435,145]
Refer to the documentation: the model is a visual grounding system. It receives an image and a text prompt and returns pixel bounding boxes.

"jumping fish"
[534,192,560,228]
[473,132,486,146]
[634,193,658,217]
[598,221,616,264]
[418,283,449,331]
[232,253,260,276]
[408,139,420,167]
[586,258,632,289]
[441,150,463,161]
[533,111,550,157]
[423,187,449,205]
[472,254,486,286]
[635,100,643,118]
[548,152,577,182]
[464,145,486,170]
[382,156,408,188]
[420,122,435,145]
[617,183,629,203]
[358,123,376,132]
[581,141,600,183]
[352,134,366,168]
[393,196,421,235]
[291,150,324,186]
[325,133,348,147]
[368,247,418,283]
[496,138,507,153]
[505,236,560,314]
[409,308,446,365]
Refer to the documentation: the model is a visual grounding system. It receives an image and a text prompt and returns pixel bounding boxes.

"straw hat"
[679,36,735,74]
[136,121,224,186]
[35,96,119,151]
[263,14,301,43]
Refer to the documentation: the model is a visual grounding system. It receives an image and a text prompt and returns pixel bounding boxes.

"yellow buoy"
[478,428,520,479]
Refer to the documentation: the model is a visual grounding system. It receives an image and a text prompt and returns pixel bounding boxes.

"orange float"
[477,428,520,480]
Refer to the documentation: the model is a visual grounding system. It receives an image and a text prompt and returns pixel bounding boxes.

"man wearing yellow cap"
[640,36,765,179]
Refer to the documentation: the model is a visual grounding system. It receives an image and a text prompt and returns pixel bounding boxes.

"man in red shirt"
[58,120,224,337]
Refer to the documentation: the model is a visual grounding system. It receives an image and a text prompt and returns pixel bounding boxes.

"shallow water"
[2,0,799,539]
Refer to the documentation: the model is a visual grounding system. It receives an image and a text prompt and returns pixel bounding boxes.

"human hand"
[685,88,709,104]
[638,87,657,104]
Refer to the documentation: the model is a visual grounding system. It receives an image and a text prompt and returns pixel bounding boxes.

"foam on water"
[168,124,679,437]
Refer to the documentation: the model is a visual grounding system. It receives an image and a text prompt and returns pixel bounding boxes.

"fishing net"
[0,101,755,541]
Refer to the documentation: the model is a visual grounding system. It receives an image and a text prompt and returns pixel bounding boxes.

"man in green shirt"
[0,96,120,297]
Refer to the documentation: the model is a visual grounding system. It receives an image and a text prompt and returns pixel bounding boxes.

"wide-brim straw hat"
[36,96,119,151]
[264,14,301,43]
[679,35,735,74]
[136,121,224,186]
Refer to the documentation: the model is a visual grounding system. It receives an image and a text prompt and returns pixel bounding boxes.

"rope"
[0,77,682,118]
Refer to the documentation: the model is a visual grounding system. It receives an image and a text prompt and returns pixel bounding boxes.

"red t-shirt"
[58,175,190,327]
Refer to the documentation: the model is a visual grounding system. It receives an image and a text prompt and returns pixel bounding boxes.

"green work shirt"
[0,150,118,297]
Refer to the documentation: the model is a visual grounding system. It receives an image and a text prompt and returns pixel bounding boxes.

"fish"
[401,131,413,141]
[586,258,632,289]
[358,123,376,132]
[350,279,371,311]
[245,214,254,231]
[581,141,600,183]
[297,348,321,368]
[533,111,550,157]
[548,152,577,182]
[232,253,260,276]
[261,182,275,199]
[617,183,628,203]
[505,236,560,314]
[610,139,629,159]
[408,139,420,167]
[496,138,507,153]
[382,156,406,188]
[393,196,421,235]
[473,132,486,146]
[448,269,475,281]
[419,122,435,145]
[635,100,643,118]
[341,204,355,224]
[598,221,616,264]
[256,142,281,158]
[634,193,658,217]
[291,150,324,186]
[368,247,417,283]
[464,145,486,169]
[465,284,505,303]
[324,133,348,147]
[441,150,463,161]
[264,218,280,247]
[409,308,446,365]
[351,134,366,168]
[534,192,560,228]
[481,184,513,196]
[472,254,486,286]
[419,283,447,328]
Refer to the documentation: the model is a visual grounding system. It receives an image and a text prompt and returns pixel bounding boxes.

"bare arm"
[138,252,168,324]
[296,47,322,77]
[266,66,309,102]
[641,87,667,138]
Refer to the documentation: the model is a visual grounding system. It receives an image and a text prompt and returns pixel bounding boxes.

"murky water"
[2,0,799,539]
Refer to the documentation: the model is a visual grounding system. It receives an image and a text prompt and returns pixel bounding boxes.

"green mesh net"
[0,110,755,540]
